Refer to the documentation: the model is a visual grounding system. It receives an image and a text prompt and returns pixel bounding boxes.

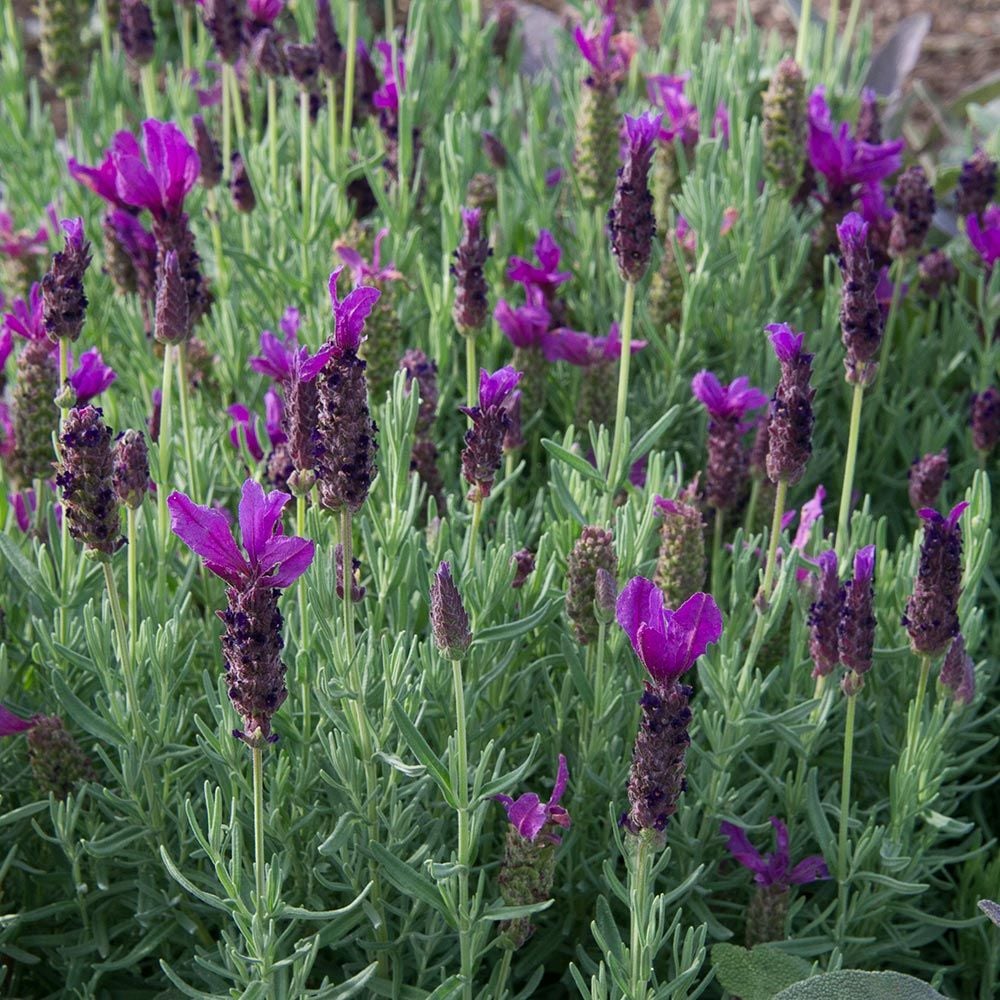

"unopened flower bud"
[762,58,806,191]
[566,525,617,645]
[154,251,189,344]
[112,429,150,509]
[907,450,948,512]
[193,115,223,190]
[430,561,472,660]
[229,153,256,214]
[119,0,156,66]
[939,633,974,705]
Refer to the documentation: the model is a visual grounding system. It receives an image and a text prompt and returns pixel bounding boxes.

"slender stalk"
[837,691,858,945]
[140,63,157,119]
[300,90,311,241]
[252,746,265,911]
[179,5,192,68]
[711,511,724,595]
[226,62,246,148]
[795,0,813,66]
[606,281,637,515]
[823,0,840,76]
[908,654,932,747]
[384,0,394,38]
[761,477,789,600]
[340,509,355,658]
[297,494,308,652]
[102,560,139,728]
[838,0,864,68]
[156,345,174,602]
[879,259,905,375]
[267,78,278,189]
[326,77,338,173]
[127,507,138,660]
[207,189,225,292]
[64,97,75,154]
[467,497,483,570]
[221,58,232,179]
[341,1,359,154]
[176,344,199,499]
[628,834,653,998]
[97,0,112,62]
[464,333,477,417]
[452,655,473,1000]
[494,950,513,1000]
[743,478,761,536]
[835,381,865,557]
[240,215,251,254]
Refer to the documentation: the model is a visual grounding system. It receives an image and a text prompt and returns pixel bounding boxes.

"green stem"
[835,381,865,558]
[629,834,653,999]
[267,78,278,189]
[606,281,637,517]
[761,478,788,599]
[824,0,840,75]
[341,1,359,155]
[102,560,139,731]
[140,63,157,119]
[252,746,265,911]
[326,76,338,173]
[838,0,864,68]
[452,655,472,999]
[176,344,199,499]
[467,497,482,571]
[907,655,932,748]
[297,494,308,653]
[464,333,477,413]
[495,949,513,1000]
[837,691,858,946]
[878,258,905,372]
[744,478,760,536]
[98,0,112,62]
[241,215,251,254]
[127,506,138,660]
[58,341,70,643]
[208,189,225,292]
[795,0,813,66]
[157,345,174,603]
[300,89,311,242]
[340,509,355,659]
[179,6,192,68]
[711,510,724,596]
[226,62,245,148]
[221,57,232,180]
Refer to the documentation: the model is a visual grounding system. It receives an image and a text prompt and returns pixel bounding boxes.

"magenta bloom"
[543,322,646,367]
[113,120,201,221]
[791,485,826,552]
[507,230,571,293]
[336,228,403,283]
[68,132,141,209]
[373,40,405,115]
[0,402,11,458]
[246,0,282,25]
[721,817,829,887]
[495,298,551,350]
[0,326,11,370]
[691,372,768,424]
[3,284,47,342]
[477,366,522,410]
[168,478,314,588]
[67,347,117,405]
[647,74,699,147]
[328,266,381,353]
[495,754,571,843]
[573,16,629,85]
[0,210,49,259]
[0,704,34,736]
[967,205,1000,269]
[807,87,903,192]
[228,390,285,462]
[616,577,722,684]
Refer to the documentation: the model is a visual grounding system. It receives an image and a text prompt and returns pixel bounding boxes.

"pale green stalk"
[835,381,865,557]
[837,691,858,946]
[98,0,112,62]
[176,343,199,500]
[221,59,232,179]
[743,478,761,536]
[140,63,157,119]
[838,0,864,67]
[58,340,70,644]
[326,77,338,173]
[795,0,814,66]
[628,835,653,999]
[452,655,473,1000]
[761,477,788,599]
[297,494,308,652]
[341,509,355,657]
[102,560,139,730]
[300,90,311,241]
[127,506,138,660]
[267,79,278,188]
[605,281,637,517]
[466,497,483,570]
[252,746,265,910]
[226,62,245,147]
[879,258,905,371]
[711,511,724,594]
[908,655,932,747]
[179,5,192,68]
[156,346,174,602]
[823,0,840,75]
[241,215,251,254]
[464,333,477,417]
[341,1,359,154]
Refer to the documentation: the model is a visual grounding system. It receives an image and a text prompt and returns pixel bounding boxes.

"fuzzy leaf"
[368,843,456,928]
[541,439,606,484]
[773,971,947,999]
[711,943,812,1000]
[391,700,457,808]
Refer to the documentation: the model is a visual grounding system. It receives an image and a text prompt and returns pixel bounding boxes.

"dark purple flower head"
[327,267,381,354]
[429,561,472,659]
[41,217,92,343]
[495,299,550,350]
[955,149,997,221]
[67,347,116,405]
[624,110,663,157]
[4,284,48,342]
[168,478,314,588]
[609,111,661,282]
[478,365,522,410]
[807,87,903,192]
[616,577,722,685]
[495,755,571,843]
[971,386,999,454]
[68,132,141,210]
[507,230,571,293]
[691,372,768,423]
[765,324,815,485]
[767,323,807,365]
[939,633,975,706]
[314,0,342,77]
[113,120,201,222]
[543,322,646,367]
[336,228,403,284]
[838,544,876,679]
[808,550,843,678]
[967,205,1000,270]
[889,166,935,258]
[908,450,949,512]
[452,208,492,333]
[855,87,881,144]
[836,211,883,382]
[573,16,629,87]
[721,817,829,888]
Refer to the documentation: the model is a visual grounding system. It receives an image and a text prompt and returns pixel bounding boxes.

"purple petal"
[68,348,116,406]
[691,370,725,414]
[615,576,664,653]
[478,366,523,409]
[279,307,300,341]
[238,478,290,567]
[228,404,264,462]
[549,754,569,807]
[852,544,875,583]
[946,501,970,530]
[264,388,286,446]
[260,535,315,587]
[59,217,85,249]
[720,821,767,875]
[505,792,548,841]
[766,323,807,363]
[250,331,295,381]
[663,591,723,673]
[167,490,248,584]
[788,854,830,885]
[792,485,826,551]
[0,704,34,736]
[114,155,162,213]
[836,212,868,252]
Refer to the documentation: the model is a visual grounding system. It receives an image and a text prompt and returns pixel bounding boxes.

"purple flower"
[573,16,629,86]
[616,577,722,685]
[66,347,117,405]
[168,478,314,588]
[372,40,405,115]
[647,74,699,147]
[336,228,403,284]
[0,324,12,370]
[543,322,646,367]
[0,704,35,736]
[792,485,826,553]
[228,403,265,462]
[807,87,903,192]
[808,550,843,678]
[478,366,522,410]
[328,266,381,353]
[246,0,282,26]
[0,211,49,259]
[113,120,201,222]
[967,205,1000,270]
[3,284,47,342]
[67,133,142,209]
[545,167,563,188]
[765,324,815,485]
[507,230,571,293]
[495,299,551,350]
[838,545,877,681]
[721,817,829,887]
[495,754,571,843]
[691,372,768,423]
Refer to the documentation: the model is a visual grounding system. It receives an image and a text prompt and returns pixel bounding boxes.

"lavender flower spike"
[42,217,92,342]
[939,634,974,706]
[608,111,661,284]
[168,479,314,745]
[459,366,523,502]
[451,207,491,333]
[838,545,876,692]
[836,212,883,384]
[908,450,949,512]
[765,324,815,485]
[971,387,999,455]
[429,562,472,660]
[808,550,843,679]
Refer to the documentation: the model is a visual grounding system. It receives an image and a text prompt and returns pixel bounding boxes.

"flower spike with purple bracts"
[955,149,996,222]
[808,550,843,679]
[42,218,91,343]
[168,479,315,746]
[967,206,1000,270]
[608,111,661,284]
[113,120,201,223]
[836,212,883,385]
[430,562,472,660]
[970,386,999,456]
[460,366,523,501]
[908,450,949,512]
[765,324,814,486]
[452,208,491,334]
[838,545,876,694]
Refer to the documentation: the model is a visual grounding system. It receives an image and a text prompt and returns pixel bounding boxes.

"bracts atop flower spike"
[42,218,92,343]
[459,366,522,502]
[836,213,883,385]
[608,111,661,284]
[494,755,571,948]
[616,579,722,840]
[765,325,815,485]
[168,479,315,746]
[452,208,491,334]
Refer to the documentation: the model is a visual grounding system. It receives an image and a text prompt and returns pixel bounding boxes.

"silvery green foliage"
[0,1,998,997]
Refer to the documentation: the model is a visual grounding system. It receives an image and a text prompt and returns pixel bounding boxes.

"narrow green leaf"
[474,598,559,644]
[541,439,606,484]
[50,671,124,746]
[0,532,45,595]
[626,404,680,467]
[391,700,457,807]
[482,898,553,921]
[368,843,456,928]
[159,848,229,914]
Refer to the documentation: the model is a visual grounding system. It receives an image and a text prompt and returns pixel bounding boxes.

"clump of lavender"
[169,480,315,745]
[429,562,472,660]
[691,371,768,512]
[762,58,807,191]
[452,208,491,334]
[721,817,828,946]
[838,546,876,695]
[955,149,996,222]
[316,268,380,515]
[939,633,975,706]
[56,406,123,558]
[889,166,935,259]
[459,366,522,502]
[617,581,722,839]
[836,213,883,384]
[494,756,571,948]
[970,386,999,457]
[608,111,661,284]
[400,349,445,510]
[565,525,617,645]
[808,550,843,679]
[765,325,814,486]
[112,429,149,509]
[42,218,91,344]
[903,502,968,657]
[653,488,706,609]
[908,450,948,512]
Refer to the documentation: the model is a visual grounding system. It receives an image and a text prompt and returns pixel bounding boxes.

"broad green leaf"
[711,943,812,1000]
[774,971,947,1000]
